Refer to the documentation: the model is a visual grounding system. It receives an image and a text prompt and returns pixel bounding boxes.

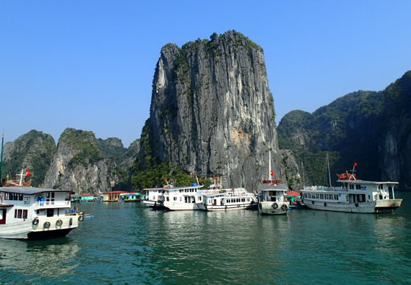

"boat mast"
[268,150,272,180]
[327,153,332,187]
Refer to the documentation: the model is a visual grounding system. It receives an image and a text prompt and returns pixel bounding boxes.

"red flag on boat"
[354,162,358,167]
[270,171,274,176]
[26,170,31,177]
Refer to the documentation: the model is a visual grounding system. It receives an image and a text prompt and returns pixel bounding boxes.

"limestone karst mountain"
[134,31,295,190]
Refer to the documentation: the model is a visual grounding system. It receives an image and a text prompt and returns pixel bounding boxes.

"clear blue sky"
[2,1,411,147]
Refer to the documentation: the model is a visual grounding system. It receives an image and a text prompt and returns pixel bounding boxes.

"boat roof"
[0,186,72,195]
[258,184,288,191]
[337,179,399,185]
[165,185,204,191]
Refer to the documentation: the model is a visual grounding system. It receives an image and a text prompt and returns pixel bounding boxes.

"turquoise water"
[1,193,411,284]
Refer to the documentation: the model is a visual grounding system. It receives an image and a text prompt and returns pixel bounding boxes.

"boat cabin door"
[0,209,6,224]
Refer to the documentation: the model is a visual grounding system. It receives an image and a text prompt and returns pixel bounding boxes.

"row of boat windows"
[223,198,250,203]
[348,185,364,190]
[303,193,340,200]
[304,193,369,202]
[177,189,198,193]
[167,196,203,202]
[2,193,24,201]
[14,209,28,219]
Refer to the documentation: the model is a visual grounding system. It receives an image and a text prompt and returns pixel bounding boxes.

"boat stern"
[375,199,403,213]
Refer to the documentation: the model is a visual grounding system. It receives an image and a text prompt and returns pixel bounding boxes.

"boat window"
[356,185,361,190]
[15,209,23,218]
[320,194,324,199]
[349,184,354,189]
[47,209,54,217]
[334,195,338,200]
[378,184,383,190]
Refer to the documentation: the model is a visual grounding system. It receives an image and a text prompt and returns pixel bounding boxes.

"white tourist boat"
[257,180,289,215]
[257,151,289,215]
[300,167,403,214]
[142,187,166,209]
[0,172,79,239]
[163,184,205,211]
[202,188,257,211]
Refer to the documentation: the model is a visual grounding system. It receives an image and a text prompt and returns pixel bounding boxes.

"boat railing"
[35,200,70,207]
[303,186,345,191]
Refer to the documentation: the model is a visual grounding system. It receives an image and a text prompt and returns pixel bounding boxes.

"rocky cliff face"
[44,128,129,194]
[2,130,56,186]
[379,71,411,187]
[138,31,291,190]
[278,71,411,189]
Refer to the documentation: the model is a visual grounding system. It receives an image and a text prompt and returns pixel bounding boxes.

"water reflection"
[0,238,79,278]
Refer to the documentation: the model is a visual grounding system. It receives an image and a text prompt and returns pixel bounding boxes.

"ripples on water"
[1,193,411,284]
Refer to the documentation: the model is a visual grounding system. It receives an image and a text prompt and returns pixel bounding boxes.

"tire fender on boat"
[56,219,63,226]
[78,215,84,221]
[69,218,73,226]
[43,221,51,228]
[272,203,278,209]
[281,204,288,211]
[355,203,359,207]
[324,202,327,207]
[32,217,39,226]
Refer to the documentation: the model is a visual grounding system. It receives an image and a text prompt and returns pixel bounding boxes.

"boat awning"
[0,204,14,208]
[285,190,300,197]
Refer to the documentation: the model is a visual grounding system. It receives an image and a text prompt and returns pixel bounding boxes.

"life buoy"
[44,221,51,228]
[272,203,278,209]
[281,204,288,211]
[78,215,84,221]
[56,219,63,226]
[32,218,39,226]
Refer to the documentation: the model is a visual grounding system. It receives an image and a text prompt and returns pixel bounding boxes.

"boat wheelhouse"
[201,188,257,211]
[0,186,79,240]
[163,184,205,211]
[142,188,166,209]
[301,171,402,213]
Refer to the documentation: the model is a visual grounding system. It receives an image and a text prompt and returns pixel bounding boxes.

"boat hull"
[0,216,79,240]
[303,199,402,214]
[258,201,288,215]
[142,200,165,210]
[163,202,205,211]
[205,203,253,211]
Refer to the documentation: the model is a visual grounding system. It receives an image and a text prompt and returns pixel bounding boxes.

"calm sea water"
[1,192,411,285]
